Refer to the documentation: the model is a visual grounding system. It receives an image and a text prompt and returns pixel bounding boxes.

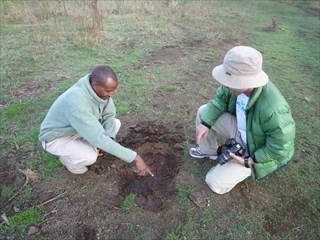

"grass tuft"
[0,207,42,235]
[121,194,137,213]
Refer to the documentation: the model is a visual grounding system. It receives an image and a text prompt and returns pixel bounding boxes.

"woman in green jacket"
[189,46,295,194]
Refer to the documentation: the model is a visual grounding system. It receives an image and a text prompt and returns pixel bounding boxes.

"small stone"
[303,97,311,102]
[13,206,20,212]
[28,226,39,235]
[189,192,208,208]
[111,164,116,169]
[173,143,184,150]
[134,126,142,132]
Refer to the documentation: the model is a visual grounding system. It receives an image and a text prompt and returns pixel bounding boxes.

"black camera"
[215,138,245,165]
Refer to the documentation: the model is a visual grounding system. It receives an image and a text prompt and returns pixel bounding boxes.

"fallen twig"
[42,208,57,219]
[36,191,67,208]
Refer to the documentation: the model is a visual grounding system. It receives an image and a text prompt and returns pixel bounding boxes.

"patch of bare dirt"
[3,72,69,104]
[182,37,210,48]
[0,152,17,188]
[0,147,34,209]
[5,79,53,102]
[136,45,186,69]
[117,121,185,212]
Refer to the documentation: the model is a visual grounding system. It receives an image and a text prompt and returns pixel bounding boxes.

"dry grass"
[1,0,225,47]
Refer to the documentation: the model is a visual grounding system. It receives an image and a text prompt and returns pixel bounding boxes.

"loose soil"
[117,121,185,212]
[75,224,97,240]
[1,2,319,239]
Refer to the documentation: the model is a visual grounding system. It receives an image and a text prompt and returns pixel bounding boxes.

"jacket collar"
[77,74,110,104]
[246,85,264,110]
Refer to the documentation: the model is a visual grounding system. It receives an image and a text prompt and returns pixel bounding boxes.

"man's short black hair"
[89,65,118,85]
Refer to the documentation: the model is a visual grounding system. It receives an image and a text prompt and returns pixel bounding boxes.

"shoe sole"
[209,156,218,160]
[189,150,217,160]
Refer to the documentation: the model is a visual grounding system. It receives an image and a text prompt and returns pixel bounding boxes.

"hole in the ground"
[75,225,97,240]
[117,121,185,212]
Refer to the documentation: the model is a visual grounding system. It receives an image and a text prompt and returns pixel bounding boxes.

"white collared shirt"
[236,93,249,144]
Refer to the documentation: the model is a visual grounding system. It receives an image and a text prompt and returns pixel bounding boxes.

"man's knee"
[205,172,232,195]
[196,104,207,126]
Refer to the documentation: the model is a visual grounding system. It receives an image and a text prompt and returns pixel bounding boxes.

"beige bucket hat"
[212,46,269,89]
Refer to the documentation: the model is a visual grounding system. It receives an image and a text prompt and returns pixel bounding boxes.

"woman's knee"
[196,104,207,126]
[197,104,207,117]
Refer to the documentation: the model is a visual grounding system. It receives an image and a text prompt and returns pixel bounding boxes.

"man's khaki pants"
[196,105,251,194]
[41,119,121,174]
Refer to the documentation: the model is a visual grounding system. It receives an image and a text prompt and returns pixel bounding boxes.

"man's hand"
[229,153,254,167]
[196,124,209,144]
[134,155,154,177]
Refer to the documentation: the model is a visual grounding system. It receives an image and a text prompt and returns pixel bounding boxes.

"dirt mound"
[117,121,185,212]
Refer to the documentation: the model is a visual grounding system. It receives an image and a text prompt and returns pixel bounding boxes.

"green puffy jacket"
[201,81,295,180]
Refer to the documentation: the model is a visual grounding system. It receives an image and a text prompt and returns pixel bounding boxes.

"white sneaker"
[189,147,217,160]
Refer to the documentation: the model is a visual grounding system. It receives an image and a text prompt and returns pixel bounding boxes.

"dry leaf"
[19,169,38,183]
[189,191,208,208]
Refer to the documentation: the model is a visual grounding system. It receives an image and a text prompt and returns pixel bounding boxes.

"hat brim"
[212,65,269,89]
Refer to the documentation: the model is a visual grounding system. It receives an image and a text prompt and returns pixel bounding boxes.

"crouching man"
[39,65,153,176]
[189,46,295,194]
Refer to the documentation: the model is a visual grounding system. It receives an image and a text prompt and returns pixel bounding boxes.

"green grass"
[40,153,62,178]
[177,184,197,203]
[0,0,319,239]
[164,84,181,93]
[165,232,183,240]
[243,1,320,239]
[0,207,42,235]
[121,194,137,213]
[1,186,15,199]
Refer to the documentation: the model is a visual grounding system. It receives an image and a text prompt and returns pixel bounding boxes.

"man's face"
[92,78,119,100]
